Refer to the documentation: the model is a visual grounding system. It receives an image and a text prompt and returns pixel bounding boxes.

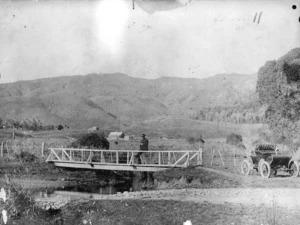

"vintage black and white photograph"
[0,0,300,224]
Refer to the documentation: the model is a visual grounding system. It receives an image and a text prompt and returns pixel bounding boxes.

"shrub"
[186,136,205,144]
[226,133,243,146]
[69,133,110,149]
[0,181,60,224]
[14,152,37,163]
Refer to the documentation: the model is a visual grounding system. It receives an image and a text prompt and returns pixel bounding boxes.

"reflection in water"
[58,184,130,195]
[36,184,131,200]
[35,172,155,200]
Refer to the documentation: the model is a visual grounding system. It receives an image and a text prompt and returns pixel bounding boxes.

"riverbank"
[3,161,300,224]
[48,194,300,225]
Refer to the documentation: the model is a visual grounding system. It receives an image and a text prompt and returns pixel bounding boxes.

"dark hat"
[141,134,146,137]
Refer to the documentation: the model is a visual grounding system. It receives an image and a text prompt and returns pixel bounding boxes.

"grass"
[125,118,264,139]
[0,179,61,225]
[58,199,298,225]
[153,167,241,189]
[0,136,72,161]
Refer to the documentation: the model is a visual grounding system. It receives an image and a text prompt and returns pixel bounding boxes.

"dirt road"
[89,187,299,209]
[37,187,300,225]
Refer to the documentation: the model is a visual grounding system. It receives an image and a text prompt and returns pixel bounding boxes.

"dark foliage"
[0,183,61,225]
[195,104,264,124]
[14,151,37,163]
[69,132,110,149]
[226,133,243,146]
[256,48,300,143]
[187,136,205,144]
[0,117,55,131]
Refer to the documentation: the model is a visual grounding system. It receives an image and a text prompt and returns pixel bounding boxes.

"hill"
[0,73,257,128]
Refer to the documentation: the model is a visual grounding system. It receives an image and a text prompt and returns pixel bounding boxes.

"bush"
[226,133,243,146]
[0,181,60,224]
[186,136,205,144]
[69,133,110,149]
[14,152,37,163]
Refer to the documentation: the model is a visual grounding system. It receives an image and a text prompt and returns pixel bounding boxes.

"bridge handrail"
[48,148,200,153]
[46,147,203,168]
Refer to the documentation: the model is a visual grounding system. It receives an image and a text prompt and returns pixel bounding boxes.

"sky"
[0,0,299,83]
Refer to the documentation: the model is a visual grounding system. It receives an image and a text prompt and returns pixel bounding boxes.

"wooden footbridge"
[46,148,203,172]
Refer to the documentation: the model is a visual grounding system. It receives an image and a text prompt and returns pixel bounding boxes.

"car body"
[241,144,299,178]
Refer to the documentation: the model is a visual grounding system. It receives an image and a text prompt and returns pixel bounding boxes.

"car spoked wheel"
[289,161,299,177]
[241,160,251,175]
[260,161,271,178]
[257,159,265,174]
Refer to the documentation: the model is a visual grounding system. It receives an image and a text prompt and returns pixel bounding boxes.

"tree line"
[189,105,265,124]
[0,117,66,131]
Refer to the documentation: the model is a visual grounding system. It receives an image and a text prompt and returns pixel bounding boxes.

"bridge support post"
[158,152,161,166]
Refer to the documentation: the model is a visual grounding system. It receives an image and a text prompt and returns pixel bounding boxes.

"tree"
[69,133,110,149]
[256,48,300,143]
[57,124,64,130]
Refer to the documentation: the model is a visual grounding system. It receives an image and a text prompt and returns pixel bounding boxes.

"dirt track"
[88,187,299,209]
[36,187,300,225]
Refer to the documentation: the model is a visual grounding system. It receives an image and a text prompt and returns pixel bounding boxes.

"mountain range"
[0,73,258,128]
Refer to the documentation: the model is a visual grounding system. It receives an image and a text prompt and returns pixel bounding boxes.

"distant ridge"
[0,73,257,128]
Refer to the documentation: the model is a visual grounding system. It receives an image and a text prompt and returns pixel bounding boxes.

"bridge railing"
[46,148,203,168]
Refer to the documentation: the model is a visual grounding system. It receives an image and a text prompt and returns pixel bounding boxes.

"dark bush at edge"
[69,132,110,149]
[226,133,243,146]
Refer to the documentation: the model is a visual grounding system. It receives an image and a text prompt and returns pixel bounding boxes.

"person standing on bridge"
[135,134,149,164]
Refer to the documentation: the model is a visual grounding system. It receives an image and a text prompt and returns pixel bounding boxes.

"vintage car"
[241,144,299,178]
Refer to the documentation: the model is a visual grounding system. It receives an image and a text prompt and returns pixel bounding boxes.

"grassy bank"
[2,185,297,225]
[59,199,297,225]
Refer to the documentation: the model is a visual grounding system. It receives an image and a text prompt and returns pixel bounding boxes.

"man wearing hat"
[135,134,149,164]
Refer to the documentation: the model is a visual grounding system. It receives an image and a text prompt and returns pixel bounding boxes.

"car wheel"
[289,161,299,177]
[259,160,271,178]
[241,160,251,175]
[257,159,265,173]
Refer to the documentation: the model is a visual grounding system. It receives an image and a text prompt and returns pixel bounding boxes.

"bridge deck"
[46,148,203,172]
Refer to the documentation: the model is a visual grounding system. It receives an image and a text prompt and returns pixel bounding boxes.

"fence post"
[32,142,34,154]
[233,149,236,167]
[210,147,215,166]
[5,143,9,157]
[199,147,203,165]
[41,142,45,157]
[218,148,225,167]
[0,142,3,157]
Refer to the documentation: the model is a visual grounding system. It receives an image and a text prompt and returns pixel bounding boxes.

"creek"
[33,171,155,202]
